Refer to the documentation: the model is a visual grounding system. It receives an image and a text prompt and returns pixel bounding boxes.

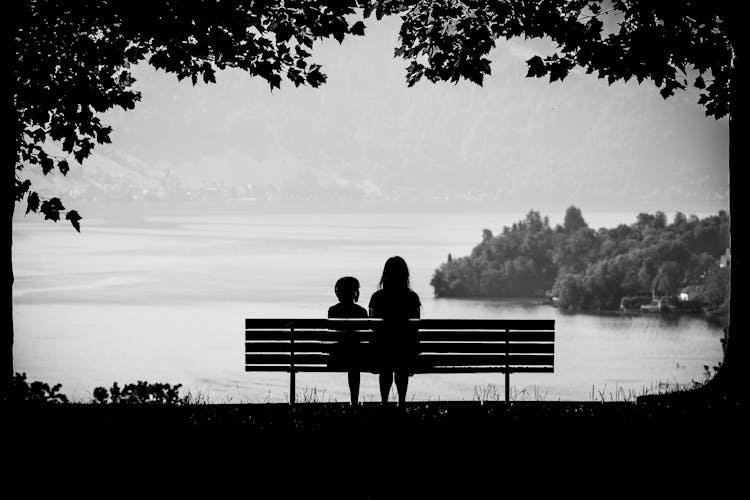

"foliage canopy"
[14,0,733,230]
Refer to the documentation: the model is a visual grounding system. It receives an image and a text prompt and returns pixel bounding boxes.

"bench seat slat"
[246,353,330,365]
[245,318,554,331]
[413,366,554,373]
[244,366,553,373]
[245,330,376,342]
[245,341,336,353]
[245,341,553,354]
[412,319,554,330]
[417,342,553,354]
[245,330,554,342]
[245,319,330,329]
[417,354,553,366]
[418,331,554,342]
[245,353,553,366]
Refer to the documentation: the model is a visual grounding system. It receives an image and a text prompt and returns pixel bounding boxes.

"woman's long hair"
[379,256,410,290]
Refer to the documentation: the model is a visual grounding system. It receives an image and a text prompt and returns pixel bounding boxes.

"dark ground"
[5,398,745,495]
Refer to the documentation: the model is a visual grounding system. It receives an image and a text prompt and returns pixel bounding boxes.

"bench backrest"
[245,318,555,374]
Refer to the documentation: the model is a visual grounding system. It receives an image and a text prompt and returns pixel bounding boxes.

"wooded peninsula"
[431,207,730,315]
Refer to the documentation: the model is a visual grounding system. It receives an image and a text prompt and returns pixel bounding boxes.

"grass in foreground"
[8,367,723,406]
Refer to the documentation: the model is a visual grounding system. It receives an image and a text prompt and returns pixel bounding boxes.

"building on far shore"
[719,248,731,268]
[679,285,703,302]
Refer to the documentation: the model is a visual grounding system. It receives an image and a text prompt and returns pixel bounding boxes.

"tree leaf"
[66,210,82,232]
[267,73,282,90]
[350,21,366,36]
[40,197,65,222]
[526,56,547,78]
[15,179,31,201]
[306,66,327,87]
[26,192,40,214]
[202,66,216,84]
[62,136,75,154]
[58,159,70,176]
[41,155,54,175]
[548,61,570,82]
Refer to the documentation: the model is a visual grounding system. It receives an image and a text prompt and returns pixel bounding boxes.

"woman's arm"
[368,292,377,318]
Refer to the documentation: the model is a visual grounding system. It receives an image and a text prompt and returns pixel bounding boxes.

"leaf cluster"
[381,0,732,115]
[15,0,371,229]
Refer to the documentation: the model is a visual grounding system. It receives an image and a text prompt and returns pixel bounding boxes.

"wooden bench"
[245,318,555,403]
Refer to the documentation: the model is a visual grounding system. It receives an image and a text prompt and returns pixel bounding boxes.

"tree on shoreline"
[431,208,729,312]
[7,1,742,402]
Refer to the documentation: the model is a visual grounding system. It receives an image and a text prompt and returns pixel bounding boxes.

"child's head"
[335,276,360,303]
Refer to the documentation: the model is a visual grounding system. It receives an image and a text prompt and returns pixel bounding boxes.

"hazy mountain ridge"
[22,19,728,212]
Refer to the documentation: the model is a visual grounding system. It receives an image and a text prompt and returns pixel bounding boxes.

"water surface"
[13,204,724,402]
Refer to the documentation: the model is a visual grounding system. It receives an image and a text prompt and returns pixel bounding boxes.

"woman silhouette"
[368,256,421,405]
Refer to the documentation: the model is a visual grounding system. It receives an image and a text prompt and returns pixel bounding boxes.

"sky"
[35,15,729,213]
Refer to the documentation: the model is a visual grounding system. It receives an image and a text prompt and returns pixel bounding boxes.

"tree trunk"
[2,6,16,402]
[700,5,745,402]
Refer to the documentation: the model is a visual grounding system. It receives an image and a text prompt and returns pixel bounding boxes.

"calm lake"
[12,203,725,402]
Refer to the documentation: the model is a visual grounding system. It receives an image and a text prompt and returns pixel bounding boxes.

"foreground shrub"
[692,363,722,389]
[12,372,69,404]
[92,381,187,405]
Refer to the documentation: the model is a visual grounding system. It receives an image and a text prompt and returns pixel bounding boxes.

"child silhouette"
[328,276,368,405]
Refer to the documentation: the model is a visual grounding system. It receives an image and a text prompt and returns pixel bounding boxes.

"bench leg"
[505,330,510,402]
[290,326,295,405]
[290,369,295,405]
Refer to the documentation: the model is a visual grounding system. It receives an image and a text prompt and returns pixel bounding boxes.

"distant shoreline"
[434,294,728,326]
[15,199,730,217]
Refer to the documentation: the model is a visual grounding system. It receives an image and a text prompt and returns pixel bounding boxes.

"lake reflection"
[13,204,725,402]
